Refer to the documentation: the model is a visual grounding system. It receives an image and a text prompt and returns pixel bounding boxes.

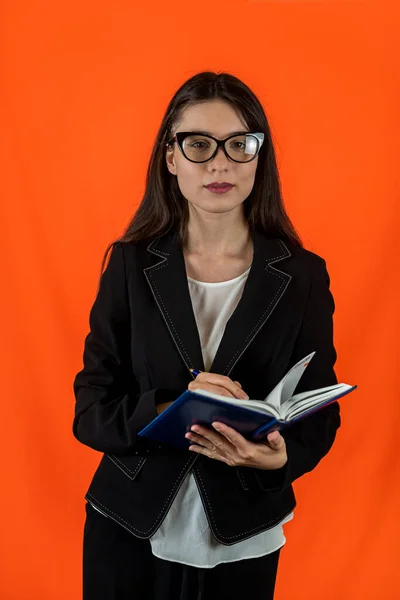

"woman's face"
[165,100,259,216]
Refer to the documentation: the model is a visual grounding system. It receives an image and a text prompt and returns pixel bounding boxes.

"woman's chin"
[188,199,244,216]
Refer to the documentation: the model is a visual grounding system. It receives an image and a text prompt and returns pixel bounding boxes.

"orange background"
[1,1,399,598]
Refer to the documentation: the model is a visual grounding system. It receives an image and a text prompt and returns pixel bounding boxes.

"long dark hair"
[100,71,302,276]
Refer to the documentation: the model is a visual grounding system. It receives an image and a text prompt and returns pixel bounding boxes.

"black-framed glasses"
[165,131,265,163]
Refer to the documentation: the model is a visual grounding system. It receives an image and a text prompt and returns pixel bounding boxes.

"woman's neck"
[183,208,253,282]
[184,208,251,260]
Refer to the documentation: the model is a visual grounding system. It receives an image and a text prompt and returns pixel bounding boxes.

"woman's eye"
[192,141,209,149]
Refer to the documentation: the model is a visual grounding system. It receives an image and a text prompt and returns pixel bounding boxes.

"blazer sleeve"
[72,242,177,455]
[251,255,341,492]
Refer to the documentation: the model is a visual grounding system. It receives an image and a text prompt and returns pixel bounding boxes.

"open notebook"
[138,352,357,449]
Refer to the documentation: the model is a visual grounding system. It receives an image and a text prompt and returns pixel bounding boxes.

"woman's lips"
[205,184,234,194]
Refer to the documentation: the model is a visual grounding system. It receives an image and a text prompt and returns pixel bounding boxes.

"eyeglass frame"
[165,131,265,164]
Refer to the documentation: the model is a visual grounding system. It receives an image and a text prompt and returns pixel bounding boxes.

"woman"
[73,71,341,600]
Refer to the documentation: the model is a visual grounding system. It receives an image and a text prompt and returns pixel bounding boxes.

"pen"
[189,368,201,377]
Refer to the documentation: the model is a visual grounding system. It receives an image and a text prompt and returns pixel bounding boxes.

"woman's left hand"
[185,422,288,470]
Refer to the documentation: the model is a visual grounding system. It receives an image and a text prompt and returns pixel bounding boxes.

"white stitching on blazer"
[107,455,147,480]
[193,465,294,542]
[86,455,196,536]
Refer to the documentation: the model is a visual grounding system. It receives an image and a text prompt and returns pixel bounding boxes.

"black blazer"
[73,230,341,545]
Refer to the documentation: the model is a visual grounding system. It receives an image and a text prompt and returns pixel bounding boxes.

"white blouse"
[149,268,294,568]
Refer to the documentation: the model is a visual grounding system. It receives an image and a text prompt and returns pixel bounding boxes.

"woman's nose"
[208,146,230,167]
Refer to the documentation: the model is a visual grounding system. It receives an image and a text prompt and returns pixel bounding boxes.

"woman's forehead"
[176,101,248,136]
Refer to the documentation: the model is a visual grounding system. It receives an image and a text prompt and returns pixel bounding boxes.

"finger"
[266,430,286,451]
[233,381,242,389]
[191,373,248,399]
[211,422,251,453]
[190,425,234,453]
[187,443,229,465]
[185,431,218,452]
[188,381,236,399]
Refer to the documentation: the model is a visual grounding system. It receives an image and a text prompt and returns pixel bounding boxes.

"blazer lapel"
[144,231,205,373]
[209,232,292,376]
[144,230,292,378]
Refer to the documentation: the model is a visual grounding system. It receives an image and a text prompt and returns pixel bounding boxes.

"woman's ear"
[165,144,177,176]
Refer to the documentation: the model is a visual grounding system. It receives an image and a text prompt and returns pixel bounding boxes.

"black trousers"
[83,502,281,600]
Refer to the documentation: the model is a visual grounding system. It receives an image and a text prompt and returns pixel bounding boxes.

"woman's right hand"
[157,374,248,415]
[188,372,249,400]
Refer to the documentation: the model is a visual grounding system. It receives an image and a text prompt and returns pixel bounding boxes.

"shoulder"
[273,239,333,291]
[115,230,181,267]
[107,238,166,281]
[108,238,154,264]
[281,239,329,275]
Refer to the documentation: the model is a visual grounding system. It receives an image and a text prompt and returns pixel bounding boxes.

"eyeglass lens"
[181,134,260,163]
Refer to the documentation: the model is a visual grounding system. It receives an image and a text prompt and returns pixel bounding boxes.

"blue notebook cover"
[138,385,357,450]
